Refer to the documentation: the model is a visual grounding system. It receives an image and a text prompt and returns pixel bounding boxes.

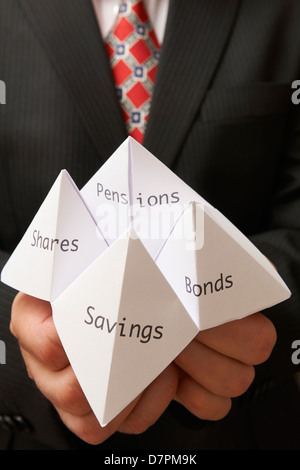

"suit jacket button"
[12,415,33,433]
[0,414,14,430]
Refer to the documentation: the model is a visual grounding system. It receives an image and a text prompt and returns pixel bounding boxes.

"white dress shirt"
[92,0,169,44]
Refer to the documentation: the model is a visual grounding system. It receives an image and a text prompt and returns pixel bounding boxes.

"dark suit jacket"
[0,0,300,450]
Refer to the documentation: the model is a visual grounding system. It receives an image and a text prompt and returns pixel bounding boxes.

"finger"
[21,346,177,436]
[195,313,277,366]
[20,345,144,446]
[175,375,232,421]
[56,396,140,446]
[20,347,91,416]
[119,363,178,435]
[10,292,69,370]
[174,340,255,398]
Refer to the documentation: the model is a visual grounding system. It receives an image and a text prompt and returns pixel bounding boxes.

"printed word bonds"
[185,273,233,297]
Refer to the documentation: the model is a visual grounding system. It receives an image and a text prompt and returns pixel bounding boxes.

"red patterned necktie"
[105,0,161,143]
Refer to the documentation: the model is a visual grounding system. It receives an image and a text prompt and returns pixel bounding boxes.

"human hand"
[10,292,277,444]
[173,312,277,420]
[10,292,179,444]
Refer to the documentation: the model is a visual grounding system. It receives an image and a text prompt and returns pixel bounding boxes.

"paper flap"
[1,170,107,301]
[156,202,291,330]
[80,139,132,244]
[80,137,208,259]
[52,229,198,426]
[128,137,203,258]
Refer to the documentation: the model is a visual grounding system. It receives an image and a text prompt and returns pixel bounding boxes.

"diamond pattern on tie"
[105,0,160,143]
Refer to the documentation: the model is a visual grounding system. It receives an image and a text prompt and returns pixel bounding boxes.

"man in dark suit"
[0,0,300,450]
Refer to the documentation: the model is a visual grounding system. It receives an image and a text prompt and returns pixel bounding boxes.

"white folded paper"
[80,137,206,258]
[52,228,199,426]
[1,137,291,426]
[1,170,108,301]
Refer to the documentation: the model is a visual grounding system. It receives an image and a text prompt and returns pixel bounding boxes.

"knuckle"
[247,316,277,365]
[35,338,60,368]
[180,380,232,421]
[225,364,255,397]
[177,377,232,421]
[57,378,83,413]
[82,433,104,446]
[186,393,209,418]
[35,321,65,370]
[76,423,103,445]
[123,411,153,435]
[126,418,149,435]
[209,400,232,421]
[9,319,16,337]
[57,410,105,446]
[20,349,35,380]
[160,367,178,398]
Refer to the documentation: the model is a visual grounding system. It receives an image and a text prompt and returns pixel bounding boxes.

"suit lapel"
[18,0,127,162]
[144,0,241,167]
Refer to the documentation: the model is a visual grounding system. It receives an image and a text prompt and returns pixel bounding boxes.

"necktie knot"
[105,0,160,143]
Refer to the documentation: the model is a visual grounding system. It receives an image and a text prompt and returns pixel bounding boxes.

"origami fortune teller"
[1,137,291,426]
